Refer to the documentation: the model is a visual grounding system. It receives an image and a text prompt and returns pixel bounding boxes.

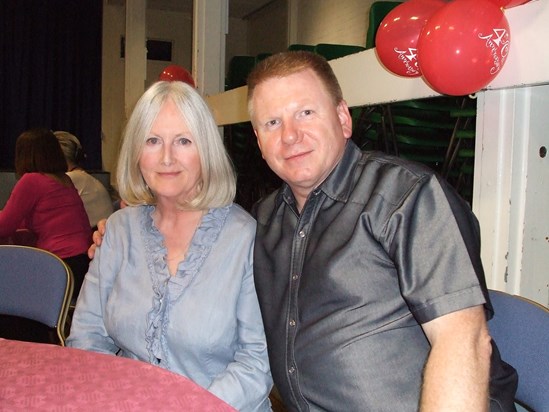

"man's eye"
[266,119,279,128]
[302,109,313,116]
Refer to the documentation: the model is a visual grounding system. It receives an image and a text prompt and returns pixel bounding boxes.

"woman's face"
[139,98,202,204]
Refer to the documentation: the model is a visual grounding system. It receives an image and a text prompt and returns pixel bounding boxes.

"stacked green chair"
[353,0,477,203]
[224,55,256,208]
[255,52,272,63]
[365,1,402,49]
[357,98,460,172]
[442,97,477,200]
[288,44,316,52]
[314,43,366,61]
[225,55,256,90]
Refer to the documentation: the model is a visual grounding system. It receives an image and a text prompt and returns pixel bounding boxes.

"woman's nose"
[161,145,174,165]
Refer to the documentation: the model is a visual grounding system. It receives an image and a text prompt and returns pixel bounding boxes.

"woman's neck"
[153,207,205,276]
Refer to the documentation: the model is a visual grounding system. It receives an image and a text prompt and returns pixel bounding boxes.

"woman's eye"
[175,137,191,145]
[145,137,161,145]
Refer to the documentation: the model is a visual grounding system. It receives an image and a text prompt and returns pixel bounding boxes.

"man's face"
[251,69,352,207]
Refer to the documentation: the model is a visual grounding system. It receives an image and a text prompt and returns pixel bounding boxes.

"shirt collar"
[276,140,362,209]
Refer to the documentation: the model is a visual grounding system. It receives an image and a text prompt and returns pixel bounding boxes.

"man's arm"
[420,305,492,411]
[88,218,107,259]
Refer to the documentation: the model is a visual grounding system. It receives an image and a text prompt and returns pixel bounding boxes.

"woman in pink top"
[0,128,91,298]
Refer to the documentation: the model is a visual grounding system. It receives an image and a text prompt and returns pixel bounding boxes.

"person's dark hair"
[15,128,69,177]
[247,50,344,119]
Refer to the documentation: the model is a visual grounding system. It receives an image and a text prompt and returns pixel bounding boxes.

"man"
[247,51,517,411]
[90,51,517,411]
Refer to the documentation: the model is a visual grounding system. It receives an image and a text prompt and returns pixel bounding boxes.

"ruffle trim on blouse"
[142,204,231,365]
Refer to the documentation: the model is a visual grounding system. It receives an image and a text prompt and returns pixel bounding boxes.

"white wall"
[245,0,384,52]
[101,0,386,179]
[101,4,193,181]
[101,3,126,180]
[145,9,193,90]
[226,17,249,73]
[247,1,288,55]
[101,2,252,181]
[295,0,372,46]
[101,0,391,180]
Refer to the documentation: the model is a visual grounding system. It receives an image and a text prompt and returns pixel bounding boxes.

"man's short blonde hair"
[246,50,343,122]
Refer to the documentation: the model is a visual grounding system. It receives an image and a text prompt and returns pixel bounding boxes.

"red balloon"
[375,0,446,77]
[417,0,511,96]
[487,0,531,8]
[159,65,195,87]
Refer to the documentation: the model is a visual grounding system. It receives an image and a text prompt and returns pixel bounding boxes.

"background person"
[54,131,114,229]
[247,51,517,411]
[67,81,272,412]
[0,128,91,341]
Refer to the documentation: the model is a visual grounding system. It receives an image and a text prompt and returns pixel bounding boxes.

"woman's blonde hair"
[117,81,236,210]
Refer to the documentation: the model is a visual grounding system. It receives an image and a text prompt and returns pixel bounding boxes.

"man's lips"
[285,150,312,161]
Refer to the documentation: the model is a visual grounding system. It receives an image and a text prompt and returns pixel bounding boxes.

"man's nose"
[281,120,300,145]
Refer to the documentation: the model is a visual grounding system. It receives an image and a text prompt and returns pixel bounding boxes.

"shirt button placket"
[287,220,308,406]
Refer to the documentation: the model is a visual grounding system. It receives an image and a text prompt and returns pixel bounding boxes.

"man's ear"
[337,100,353,139]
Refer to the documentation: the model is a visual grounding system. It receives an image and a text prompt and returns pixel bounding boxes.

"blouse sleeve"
[66,218,120,355]
[207,247,273,412]
[0,174,37,236]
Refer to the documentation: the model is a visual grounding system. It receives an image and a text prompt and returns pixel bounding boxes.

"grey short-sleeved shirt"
[253,141,517,411]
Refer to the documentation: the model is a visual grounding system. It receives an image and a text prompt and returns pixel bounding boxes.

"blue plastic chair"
[0,245,74,345]
[488,289,549,411]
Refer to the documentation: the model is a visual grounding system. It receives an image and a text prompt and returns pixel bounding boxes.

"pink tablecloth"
[0,339,236,411]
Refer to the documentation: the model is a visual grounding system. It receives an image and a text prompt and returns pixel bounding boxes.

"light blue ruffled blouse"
[67,204,272,411]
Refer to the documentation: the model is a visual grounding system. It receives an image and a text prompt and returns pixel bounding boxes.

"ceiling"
[145,0,275,19]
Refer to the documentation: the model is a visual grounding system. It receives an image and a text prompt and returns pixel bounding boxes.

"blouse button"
[298,230,306,238]
[292,274,299,281]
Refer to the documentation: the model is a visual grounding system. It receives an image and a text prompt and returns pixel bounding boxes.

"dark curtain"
[0,0,103,170]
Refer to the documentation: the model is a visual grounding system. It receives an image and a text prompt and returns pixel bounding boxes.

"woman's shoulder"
[106,205,144,225]
[19,172,74,190]
[12,173,50,194]
[101,206,152,249]
[226,203,256,229]
[201,204,255,247]
[16,172,42,184]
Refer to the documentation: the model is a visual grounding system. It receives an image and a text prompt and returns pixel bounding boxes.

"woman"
[67,81,272,411]
[54,130,114,229]
[0,128,91,298]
